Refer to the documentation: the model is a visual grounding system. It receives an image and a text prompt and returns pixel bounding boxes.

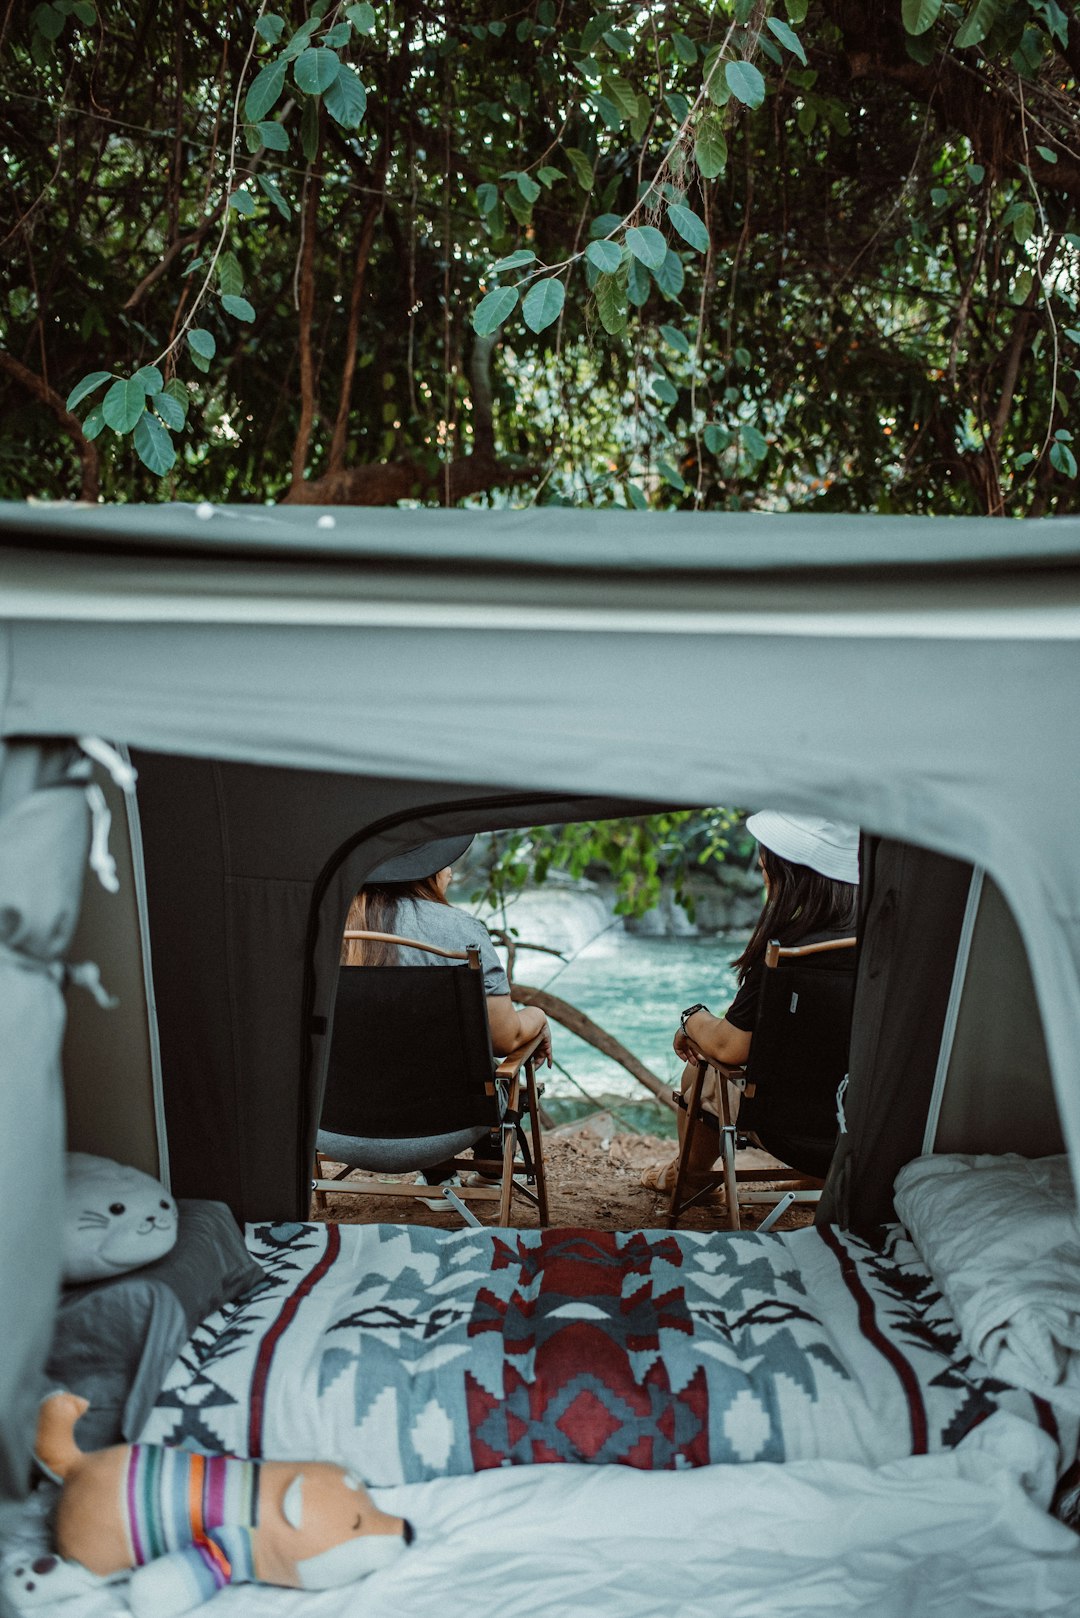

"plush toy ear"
[1,1553,117,1612]
[127,1550,223,1618]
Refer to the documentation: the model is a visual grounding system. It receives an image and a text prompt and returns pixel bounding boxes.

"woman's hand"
[536,1020,553,1067]
[673,1026,704,1065]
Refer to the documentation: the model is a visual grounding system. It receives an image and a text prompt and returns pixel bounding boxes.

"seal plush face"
[63,1153,178,1283]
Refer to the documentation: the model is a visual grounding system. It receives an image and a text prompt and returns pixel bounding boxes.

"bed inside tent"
[1,502,1079,1618]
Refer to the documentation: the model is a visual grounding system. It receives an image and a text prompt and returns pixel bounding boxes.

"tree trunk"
[510,980,676,1112]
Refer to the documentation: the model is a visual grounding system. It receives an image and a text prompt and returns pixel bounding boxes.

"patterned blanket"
[142,1222,1067,1486]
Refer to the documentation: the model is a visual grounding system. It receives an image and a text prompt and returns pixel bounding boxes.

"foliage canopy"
[2,0,1079,513]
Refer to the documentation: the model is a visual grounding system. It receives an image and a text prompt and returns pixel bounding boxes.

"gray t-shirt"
[390,899,509,997]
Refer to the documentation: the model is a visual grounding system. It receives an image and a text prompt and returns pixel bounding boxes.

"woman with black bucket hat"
[341,836,552,1192]
[641,811,859,1196]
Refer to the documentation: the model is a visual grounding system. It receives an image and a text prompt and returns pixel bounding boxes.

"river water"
[467,887,749,1138]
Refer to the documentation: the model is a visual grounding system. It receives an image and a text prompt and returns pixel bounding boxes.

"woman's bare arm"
[486,996,552,1064]
[678,1009,752,1069]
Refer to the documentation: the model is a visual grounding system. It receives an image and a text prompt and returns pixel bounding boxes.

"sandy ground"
[310,1113,815,1235]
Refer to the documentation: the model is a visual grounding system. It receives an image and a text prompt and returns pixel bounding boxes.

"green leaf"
[536,166,565,186]
[1011,269,1033,304]
[625,481,648,509]
[82,403,105,441]
[741,423,769,461]
[626,256,651,306]
[102,376,149,434]
[703,423,730,453]
[521,276,566,333]
[659,324,689,354]
[671,31,697,63]
[294,47,341,95]
[931,187,949,206]
[258,119,289,150]
[472,285,519,334]
[725,59,766,109]
[694,113,728,179]
[280,18,318,59]
[132,364,163,394]
[1014,450,1035,468]
[346,2,375,33]
[766,16,807,64]
[300,94,320,161]
[258,173,291,219]
[163,377,190,419]
[580,12,615,50]
[187,327,216,360]
[901,0,942,35]
[491,249,536,273]
[1011,201,1035,244]
[1050,441,1077,478]
[652,375,678,406]
[228,188,256,216]
[475,183,498,214]
[1035,145,1057,164]
[589,213,623,238]
[966,162,985,184]
[217,251,244,296]
[564,147,594,191]
[32,3,65,40]
[595,271,627,335]
[255,14,286,42]
[325,62,367,127]
[323,22,351,46]
[72,1,96,22]
[954,0,1001,49]
[221,294,256,322]
[785,0,809,19]
[657,459,686,491]
[651,248,685,300]
[586,239,622,272]
[151,390,185,431]
[65,370,111,412]
[667,202,709,253]
[134,411,176,475]
[625,225,667,269]
[1063,329,1080,345]
[512,171,541,205]
[245,60,286,123]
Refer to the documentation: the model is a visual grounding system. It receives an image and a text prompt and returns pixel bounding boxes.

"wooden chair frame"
[313,931,549,1227]
[667,935,856,1232]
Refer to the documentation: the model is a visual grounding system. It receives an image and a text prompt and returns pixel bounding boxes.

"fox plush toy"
[5,1393,413,1616]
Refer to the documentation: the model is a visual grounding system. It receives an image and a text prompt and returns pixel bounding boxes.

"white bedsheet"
[4,1424,1078,1618]
[894,1153,1080,1412]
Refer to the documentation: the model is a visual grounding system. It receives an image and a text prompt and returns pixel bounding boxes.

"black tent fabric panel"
[818,838,973,1231]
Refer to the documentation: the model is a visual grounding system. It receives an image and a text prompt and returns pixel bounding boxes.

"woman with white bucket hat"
[641,811,860,1196]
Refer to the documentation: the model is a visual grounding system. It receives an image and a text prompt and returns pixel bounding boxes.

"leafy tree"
[1,0,1077,512]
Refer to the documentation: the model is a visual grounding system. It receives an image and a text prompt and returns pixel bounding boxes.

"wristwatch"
[680,1003,709,1033]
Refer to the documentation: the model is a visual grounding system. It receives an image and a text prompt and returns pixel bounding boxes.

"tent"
[0,500,1076,1546]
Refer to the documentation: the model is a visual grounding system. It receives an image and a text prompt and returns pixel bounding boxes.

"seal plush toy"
[4,1394,413,1616]
[62,1154,178,1283]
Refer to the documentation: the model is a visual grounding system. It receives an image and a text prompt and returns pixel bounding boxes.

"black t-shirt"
[722,929,854,1033]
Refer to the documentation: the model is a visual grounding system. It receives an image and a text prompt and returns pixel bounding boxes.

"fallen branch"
[510,980,676,1112]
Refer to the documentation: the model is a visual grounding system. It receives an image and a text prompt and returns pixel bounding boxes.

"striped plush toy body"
[6,1394,412,1617]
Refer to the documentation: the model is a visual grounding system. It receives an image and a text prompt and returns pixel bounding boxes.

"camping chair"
[312,932,549,1227]
[668,936,857,1232]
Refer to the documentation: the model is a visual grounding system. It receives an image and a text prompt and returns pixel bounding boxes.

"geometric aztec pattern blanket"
[142,1221,1069,1486]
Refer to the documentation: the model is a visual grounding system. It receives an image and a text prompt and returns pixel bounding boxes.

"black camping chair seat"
[668,936,856,1231]
[313,934,549,1227]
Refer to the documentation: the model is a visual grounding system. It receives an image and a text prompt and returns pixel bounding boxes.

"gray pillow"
[45,1199,266,1451]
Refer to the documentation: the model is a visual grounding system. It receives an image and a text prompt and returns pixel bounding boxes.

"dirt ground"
[310,1112,815,1235]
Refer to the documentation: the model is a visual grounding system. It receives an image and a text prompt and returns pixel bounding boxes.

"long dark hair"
[732,844,858,983]
[341,876,449,966]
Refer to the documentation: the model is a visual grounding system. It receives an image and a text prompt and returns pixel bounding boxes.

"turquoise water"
[512,930,747,1136]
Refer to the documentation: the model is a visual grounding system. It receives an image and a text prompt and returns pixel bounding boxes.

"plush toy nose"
[295,1530,411,1590]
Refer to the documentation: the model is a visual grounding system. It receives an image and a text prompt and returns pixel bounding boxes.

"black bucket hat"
[364,834,475,884]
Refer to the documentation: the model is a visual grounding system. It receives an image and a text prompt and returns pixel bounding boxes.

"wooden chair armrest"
[495,1030,545,1079]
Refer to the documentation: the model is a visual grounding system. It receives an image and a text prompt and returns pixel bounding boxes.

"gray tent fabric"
[0,742,89,1560]
[3,509,1079,1194]
[818,840,974,1230]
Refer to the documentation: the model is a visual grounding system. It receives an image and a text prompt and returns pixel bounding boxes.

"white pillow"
[63,1152,178,1283]
[894,1152,1080,1409]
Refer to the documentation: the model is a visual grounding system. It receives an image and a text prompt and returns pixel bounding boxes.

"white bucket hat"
[746,810,860,885]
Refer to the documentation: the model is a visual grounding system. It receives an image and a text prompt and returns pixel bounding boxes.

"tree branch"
[0,350,99,500]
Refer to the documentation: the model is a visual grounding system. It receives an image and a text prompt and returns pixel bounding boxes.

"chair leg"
[524,1058,550,1227]
[313,1155,328,1213]
[498,1074,520,1225]
[717,1078,741,1231]
[667,1060,709,1229]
